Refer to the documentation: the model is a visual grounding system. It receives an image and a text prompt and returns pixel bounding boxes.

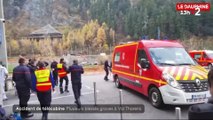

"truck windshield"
[206,51,213,58]
[149,47,196,66]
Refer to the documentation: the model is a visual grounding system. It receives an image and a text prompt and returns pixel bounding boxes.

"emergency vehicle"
[189,50,213,69]
[112,40,210,108]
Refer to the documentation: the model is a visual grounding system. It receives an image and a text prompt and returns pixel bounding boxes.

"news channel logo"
[176,2,211,16]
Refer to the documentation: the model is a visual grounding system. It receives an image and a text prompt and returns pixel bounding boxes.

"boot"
[77,98,81,108]
[60,87,64,94]
[42,113,48,120]
[65,85,69,93]
[21,112,34,119]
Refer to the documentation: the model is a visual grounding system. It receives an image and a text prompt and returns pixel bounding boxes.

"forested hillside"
[90,0,213,39]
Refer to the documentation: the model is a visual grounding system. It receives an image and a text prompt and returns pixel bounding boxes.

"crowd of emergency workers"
[3,57,84,120]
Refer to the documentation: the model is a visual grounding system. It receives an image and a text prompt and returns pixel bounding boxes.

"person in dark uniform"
[27,58,37,80]
[69,60,84,108]
[188,68,213,119]
[27,59,37,95]
[51,60,58,86]
[44,61,49,67]
[32,61,55,120]
[58,58,69,94]
[104,60,110,81]
[12,57,34,118]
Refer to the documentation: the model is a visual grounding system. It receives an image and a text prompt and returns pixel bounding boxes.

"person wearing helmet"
[32,61,55,120]
[57,58,69,94]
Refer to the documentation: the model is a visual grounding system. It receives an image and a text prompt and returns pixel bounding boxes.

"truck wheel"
[208,64,212,69]
[148,87,164,108]
[115,76,122,88]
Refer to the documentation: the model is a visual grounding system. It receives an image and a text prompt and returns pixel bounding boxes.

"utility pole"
[157,26,160,40]
[0,0,8,68]
[113,30,115,46]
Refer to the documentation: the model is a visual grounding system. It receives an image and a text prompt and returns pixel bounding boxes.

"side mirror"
[140,59,150,69]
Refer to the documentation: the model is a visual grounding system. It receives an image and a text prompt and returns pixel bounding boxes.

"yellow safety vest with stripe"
[35,69,52,92]
[57,64,67,78]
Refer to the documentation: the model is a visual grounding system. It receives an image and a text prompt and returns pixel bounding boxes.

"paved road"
[3,72,190,119]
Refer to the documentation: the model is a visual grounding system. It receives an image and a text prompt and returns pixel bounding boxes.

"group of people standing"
[12,57,84,120]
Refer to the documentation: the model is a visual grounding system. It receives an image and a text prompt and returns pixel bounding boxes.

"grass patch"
[8,64,16,74]
[84,65,103,72]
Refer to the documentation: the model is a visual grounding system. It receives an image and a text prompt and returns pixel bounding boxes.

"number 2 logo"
[195,7,201,16]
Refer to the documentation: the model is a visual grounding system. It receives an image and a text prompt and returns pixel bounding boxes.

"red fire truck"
[189,50,213,69]
[112,40,210,108]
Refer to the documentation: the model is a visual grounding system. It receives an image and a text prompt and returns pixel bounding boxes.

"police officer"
[27,59,37,83]
[69,60,84,108]
[188,68,213,119]
[58,58,69,94]
[51,60,58,86]
[12,57,33,118]
[32,61,55,120]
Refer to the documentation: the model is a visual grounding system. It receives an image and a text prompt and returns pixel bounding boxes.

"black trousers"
[37,90,51,116]
[72,82,81,101]
[53,71,58,86]
[16,87,30,117]
[59,76,69,92]
[104,68,109,80]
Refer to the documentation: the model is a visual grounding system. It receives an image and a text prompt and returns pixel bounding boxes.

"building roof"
[28,24,62,39]
[30,24,62,35]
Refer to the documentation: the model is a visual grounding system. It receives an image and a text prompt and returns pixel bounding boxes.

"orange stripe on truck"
[179,68,187,80]
[189,69,206,80]
[133,43,139,73]
[170,67,176,76]
[115,42,138,49]
[161,66,208,80]
[183,69,190,80]
[175,67,184,80]
[187,71,193,80]
[112,69,167,85]
[191,73,204,80]
[172,67,179,79]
